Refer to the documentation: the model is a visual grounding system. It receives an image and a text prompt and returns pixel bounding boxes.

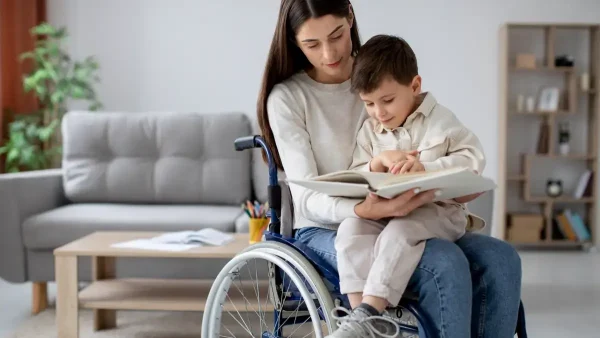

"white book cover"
[573,170,592,198]
[287,167,497,200]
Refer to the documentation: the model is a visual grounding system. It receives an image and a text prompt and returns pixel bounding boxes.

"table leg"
[56,255,78,338]
[92,256,117,331]
[92,257,117,331]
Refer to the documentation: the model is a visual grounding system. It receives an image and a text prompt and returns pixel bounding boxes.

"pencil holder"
[249,218,269,244]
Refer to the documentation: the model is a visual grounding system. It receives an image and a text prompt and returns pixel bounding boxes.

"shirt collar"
[373,92,437,134]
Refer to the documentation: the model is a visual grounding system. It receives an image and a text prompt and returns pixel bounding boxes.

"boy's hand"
[390,155,425,174]
[371,150,419,172]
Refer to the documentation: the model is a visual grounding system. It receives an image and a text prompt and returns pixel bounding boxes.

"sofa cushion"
[22,204,242,250]
[61,111,252,205]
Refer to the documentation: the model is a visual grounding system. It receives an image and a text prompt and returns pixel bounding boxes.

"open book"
[287,167,496,200]
[150,229,234,246]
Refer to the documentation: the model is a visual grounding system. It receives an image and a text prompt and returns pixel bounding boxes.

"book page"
[374,167,466,189]
[314,170,411,190]
[375,168,496,200]
[312,170,371,185]
[310,169,463,190]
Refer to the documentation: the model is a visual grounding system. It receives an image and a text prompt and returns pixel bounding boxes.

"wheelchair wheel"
[201,241,337,338]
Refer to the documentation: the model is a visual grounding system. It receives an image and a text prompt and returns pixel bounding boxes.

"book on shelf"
[287,166,496,200]
[555,209,591,242]
[573,170,593,198]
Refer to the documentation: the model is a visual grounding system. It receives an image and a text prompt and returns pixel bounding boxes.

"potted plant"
[0,23,102,172]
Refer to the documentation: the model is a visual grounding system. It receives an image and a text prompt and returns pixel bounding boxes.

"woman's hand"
[354,188,439,220]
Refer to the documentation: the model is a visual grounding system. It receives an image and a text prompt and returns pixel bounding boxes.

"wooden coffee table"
[53,231,261,338]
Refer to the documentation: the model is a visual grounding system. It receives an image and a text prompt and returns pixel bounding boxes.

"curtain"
[0,0,46,172]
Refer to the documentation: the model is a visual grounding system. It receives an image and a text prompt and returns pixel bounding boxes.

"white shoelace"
[330,306,400,338]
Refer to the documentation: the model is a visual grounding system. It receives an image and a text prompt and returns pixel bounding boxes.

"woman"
[257,1,523,337]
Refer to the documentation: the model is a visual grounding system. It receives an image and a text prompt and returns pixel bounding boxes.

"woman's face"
[295,14,354,84]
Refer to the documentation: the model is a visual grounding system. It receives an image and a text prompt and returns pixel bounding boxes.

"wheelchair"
[201,135,528,338]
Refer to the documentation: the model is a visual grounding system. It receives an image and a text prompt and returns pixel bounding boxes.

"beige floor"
[1,250,599,337]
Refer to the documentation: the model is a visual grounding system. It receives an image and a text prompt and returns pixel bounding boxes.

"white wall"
[47,0,600,236]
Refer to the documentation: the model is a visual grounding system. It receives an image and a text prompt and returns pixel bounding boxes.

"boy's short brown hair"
[351,34,418,93]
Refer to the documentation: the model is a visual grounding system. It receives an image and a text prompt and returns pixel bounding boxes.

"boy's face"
[359,75,422,130]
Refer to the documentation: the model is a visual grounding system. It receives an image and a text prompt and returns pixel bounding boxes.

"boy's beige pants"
[334,202,468,306]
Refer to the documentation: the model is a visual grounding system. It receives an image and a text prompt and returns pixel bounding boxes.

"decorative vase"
[558,122,570,155]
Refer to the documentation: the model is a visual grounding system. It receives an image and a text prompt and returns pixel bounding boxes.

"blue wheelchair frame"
[234,135,527,338]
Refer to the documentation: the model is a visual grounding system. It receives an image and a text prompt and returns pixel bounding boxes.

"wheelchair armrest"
[279,179,295,238]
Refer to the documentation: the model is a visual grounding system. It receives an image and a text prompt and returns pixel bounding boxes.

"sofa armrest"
[0,169,66,283]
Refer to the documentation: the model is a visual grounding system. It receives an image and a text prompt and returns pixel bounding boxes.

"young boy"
[326,35,487,337]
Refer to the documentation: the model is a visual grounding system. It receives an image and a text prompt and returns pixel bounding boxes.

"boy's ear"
[411,75,422,94]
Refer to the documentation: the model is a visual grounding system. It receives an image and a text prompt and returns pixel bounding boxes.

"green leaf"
[33,69,50,82]
[31,23,57,36]
[53,26,68,39]
[70,84,86,99]
[31,47,48,61]
[25,123,39,140]
[38,123,57,142]
[9,120,27,133]
[46,146,62,157]
[35,84,48,98]
[46,44,61,58]
[9,130,27,148]
[89,101,103,111]
[74,65,92,81]
[50,91,65,105]
[20,146,35,165]
[7,148,19,163]
[19,51,36,61]
[84,56,99,69]
[0,145,8,155]
[41,59,59,81]
[23,76,37,92]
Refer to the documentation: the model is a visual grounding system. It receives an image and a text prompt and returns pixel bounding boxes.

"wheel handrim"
[205,250,325,338]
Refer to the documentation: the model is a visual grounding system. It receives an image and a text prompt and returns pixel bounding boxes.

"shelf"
[510,66,574,73]
[509,110,572,116]
[510,240,592,248]
[524,197,594,203]
[524,153,596,160]
[506,23,599,29]
[78,278,271,312]
[500,23,599,249]
[582,89,596,95]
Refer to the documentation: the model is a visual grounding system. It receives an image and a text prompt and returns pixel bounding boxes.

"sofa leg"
[32,282,49,315]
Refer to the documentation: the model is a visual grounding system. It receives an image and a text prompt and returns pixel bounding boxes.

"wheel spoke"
[224,292,254,336]
[203,243,334,338]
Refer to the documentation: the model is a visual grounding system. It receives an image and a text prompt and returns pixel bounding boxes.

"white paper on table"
[111,239,200,252]
[151,229,234,246]
[150,231,196,244]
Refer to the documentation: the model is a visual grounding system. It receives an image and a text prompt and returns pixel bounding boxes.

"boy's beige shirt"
[350,92,487,231]
[350,92,485,173]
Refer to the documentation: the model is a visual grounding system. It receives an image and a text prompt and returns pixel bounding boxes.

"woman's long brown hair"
[257,0,361,170]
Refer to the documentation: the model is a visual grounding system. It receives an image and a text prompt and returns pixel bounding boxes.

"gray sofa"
[0,110,494,313]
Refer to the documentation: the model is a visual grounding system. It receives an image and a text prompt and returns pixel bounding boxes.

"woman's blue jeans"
[294,227,523,338]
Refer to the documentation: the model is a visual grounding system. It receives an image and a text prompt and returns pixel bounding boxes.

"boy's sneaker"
[326,306,400,338]
[376,310,402,336]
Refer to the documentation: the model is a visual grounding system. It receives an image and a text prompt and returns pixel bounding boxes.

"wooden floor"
[1,250,599,337]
